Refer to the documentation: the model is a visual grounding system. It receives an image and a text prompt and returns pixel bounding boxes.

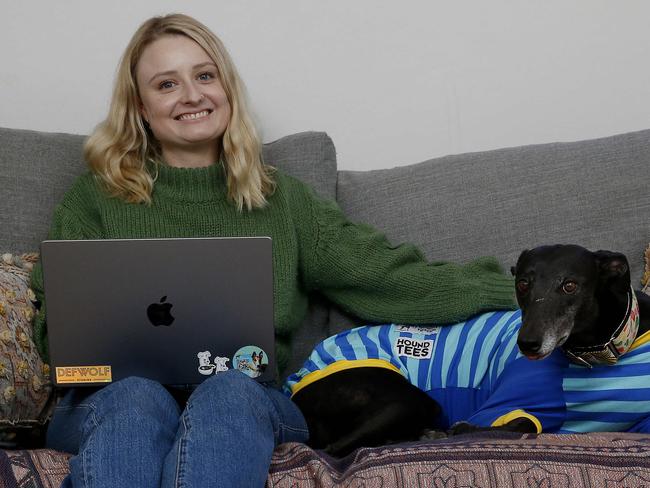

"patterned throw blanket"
[3,432,650,487]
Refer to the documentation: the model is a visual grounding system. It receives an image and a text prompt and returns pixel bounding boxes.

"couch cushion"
[0,449,70,486]
[264,131,337,200]
[0,127,337,253]
[337,129,650,286]
[0,129,86,255]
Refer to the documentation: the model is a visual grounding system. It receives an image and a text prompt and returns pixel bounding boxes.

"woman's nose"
[181,82,203,104]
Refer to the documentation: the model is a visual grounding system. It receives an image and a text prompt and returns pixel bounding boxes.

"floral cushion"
[641,244,650,295]
[0,253,52,438]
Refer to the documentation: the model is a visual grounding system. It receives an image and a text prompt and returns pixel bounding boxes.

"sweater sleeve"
[31,176,104,361]
[293,178,516,325]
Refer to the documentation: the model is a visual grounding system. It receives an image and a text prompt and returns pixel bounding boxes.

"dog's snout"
[517,338,542,356]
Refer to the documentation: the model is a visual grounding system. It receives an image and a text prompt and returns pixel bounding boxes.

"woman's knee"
[189,370,265,410]
[184,371,308,445]
[94,376,179,417]
[47,377,179,453]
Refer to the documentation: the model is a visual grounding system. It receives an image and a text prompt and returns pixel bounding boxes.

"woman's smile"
[175,109,213,121]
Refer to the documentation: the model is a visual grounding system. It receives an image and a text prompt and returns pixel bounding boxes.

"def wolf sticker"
[233,346,268,378]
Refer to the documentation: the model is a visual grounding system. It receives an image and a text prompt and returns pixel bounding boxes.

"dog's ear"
[594,250,629,279]
[513,249,529,275]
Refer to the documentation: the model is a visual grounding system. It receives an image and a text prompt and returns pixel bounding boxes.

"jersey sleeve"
[465,354,568,433]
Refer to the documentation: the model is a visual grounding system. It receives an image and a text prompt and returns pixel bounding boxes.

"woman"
[30,13,515,487]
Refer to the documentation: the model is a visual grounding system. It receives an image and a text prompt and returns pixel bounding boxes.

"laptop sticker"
[233,346,268,379]
[56,365,112,384]
[213,356,230,373]
[197,350,230,375]
[197,351,216,375]
[196,351,230,376]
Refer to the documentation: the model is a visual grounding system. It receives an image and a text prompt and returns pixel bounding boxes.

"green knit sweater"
[31,162,516,372]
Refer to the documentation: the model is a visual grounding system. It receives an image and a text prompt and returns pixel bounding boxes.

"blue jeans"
[46,370,309,488]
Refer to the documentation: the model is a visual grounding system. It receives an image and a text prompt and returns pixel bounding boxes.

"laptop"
[40,237,275,386]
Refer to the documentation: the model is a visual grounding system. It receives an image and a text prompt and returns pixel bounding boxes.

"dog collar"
[563,287,640,368]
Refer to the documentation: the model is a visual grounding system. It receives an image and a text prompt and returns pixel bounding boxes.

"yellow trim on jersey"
[630,330,650,351]
[491,409,542,434]
[290,359,404,397]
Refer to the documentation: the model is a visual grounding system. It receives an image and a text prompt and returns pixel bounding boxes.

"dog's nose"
[517,339,541,355]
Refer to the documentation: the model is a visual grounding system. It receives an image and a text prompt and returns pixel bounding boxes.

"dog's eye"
[562,281,578,294]
[516,279,529,294]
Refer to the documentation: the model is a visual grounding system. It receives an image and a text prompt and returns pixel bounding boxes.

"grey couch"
[2,126,650,486]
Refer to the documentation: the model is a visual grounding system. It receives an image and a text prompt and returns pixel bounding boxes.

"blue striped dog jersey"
[284,310,650,433]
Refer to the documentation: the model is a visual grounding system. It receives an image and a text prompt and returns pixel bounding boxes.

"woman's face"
[136,35,231,167]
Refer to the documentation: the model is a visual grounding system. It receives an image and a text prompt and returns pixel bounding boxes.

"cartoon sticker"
[197,351,230,376]
[213,356,230,373]
[197,351,216,375]
[233,346,268,378]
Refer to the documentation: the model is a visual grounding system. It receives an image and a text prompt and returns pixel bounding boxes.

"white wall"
[1,1,649,170]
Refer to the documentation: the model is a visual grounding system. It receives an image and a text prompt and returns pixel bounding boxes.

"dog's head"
[512,244,631,360]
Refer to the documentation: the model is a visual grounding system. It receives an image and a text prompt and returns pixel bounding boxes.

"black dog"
[452,245,650,435]
[287,245,650,457]
[514,245,650,364]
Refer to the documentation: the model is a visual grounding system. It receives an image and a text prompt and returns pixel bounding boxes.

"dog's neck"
[563,286,640,368]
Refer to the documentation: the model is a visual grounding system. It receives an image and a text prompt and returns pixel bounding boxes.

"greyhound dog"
[285,245,650,457]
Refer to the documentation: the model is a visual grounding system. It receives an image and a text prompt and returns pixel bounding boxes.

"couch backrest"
[337,129,650,289]
[1,128,87,253]
[4,125,650,377]
[0,127,337,252]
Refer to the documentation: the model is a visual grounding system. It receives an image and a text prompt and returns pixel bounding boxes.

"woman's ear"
[139,102,149,124]
[136,92,149,122]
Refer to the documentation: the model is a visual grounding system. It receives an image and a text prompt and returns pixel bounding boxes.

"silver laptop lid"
[40,237,275,386]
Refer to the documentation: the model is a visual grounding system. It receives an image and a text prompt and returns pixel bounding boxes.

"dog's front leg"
[448,417,537,436]
[419,428,448,441]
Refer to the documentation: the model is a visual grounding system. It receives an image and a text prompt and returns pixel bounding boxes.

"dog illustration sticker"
[213,356,230,373]
[233,346,268,378]
[197,351,230,376]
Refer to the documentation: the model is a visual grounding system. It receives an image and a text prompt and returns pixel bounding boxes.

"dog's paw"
[448,421,480,436]
[419,428,447,441]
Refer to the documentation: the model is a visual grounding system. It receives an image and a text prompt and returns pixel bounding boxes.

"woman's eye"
[516,280,529,294]
[159,80,176,90]
[198,72,214,81]
[562,281,578,294]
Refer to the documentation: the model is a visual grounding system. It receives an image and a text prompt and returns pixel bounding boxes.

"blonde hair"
[84,13,275,210]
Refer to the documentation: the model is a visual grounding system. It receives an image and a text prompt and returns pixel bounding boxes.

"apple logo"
[147,296,175,326]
